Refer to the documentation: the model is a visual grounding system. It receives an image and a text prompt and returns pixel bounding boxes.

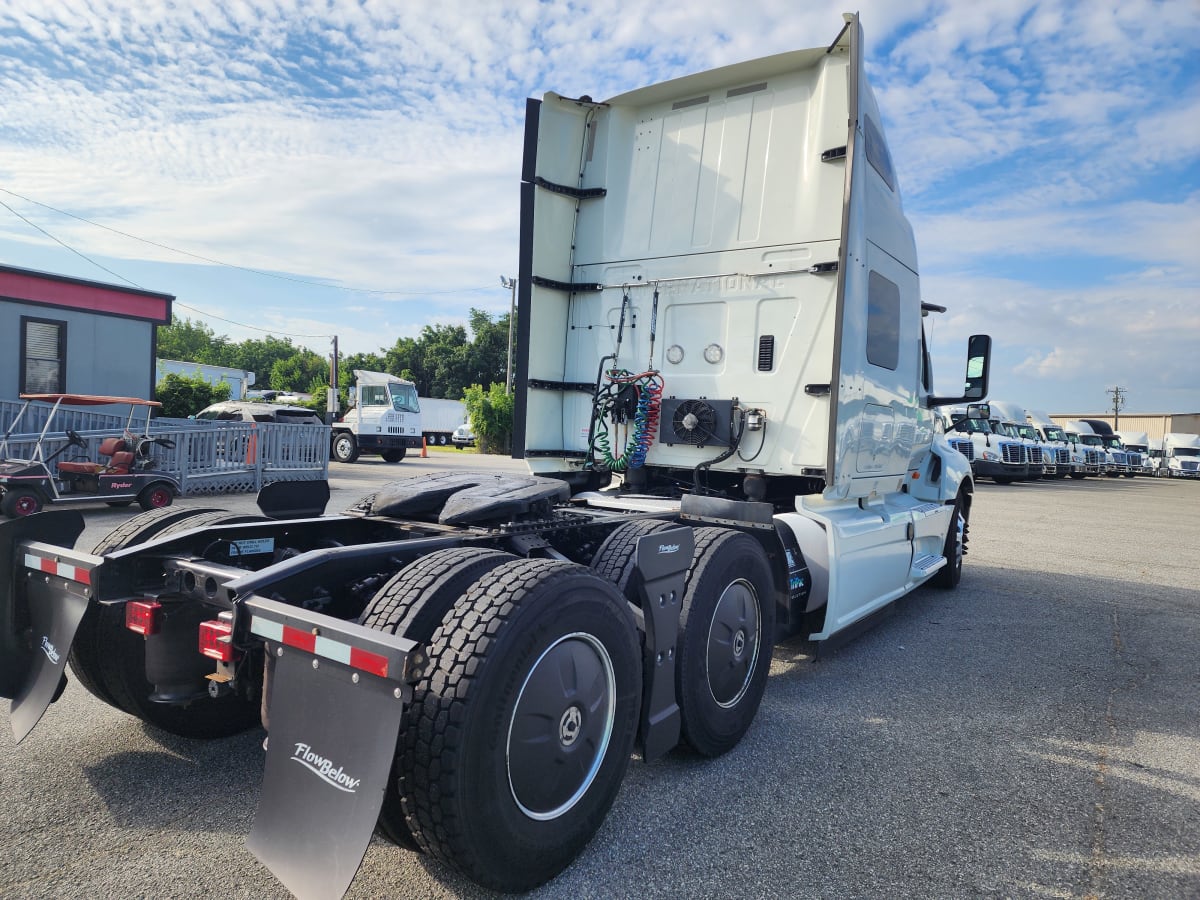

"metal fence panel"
[0,421,329,496]
[1,399,129,438]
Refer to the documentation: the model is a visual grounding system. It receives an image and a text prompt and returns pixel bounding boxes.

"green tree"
[383,325,470,398]
[155,372,230,418]
[157,316,231,364]
[268,349,327,392]
[466,308,511,390]
[341,351,386,375]
[463,382,514,454]
[226,335,310,388]
[382,335,424,389]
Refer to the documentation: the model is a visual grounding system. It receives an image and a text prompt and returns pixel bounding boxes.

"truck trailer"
[1,15,990,899]
[417,397,467,446]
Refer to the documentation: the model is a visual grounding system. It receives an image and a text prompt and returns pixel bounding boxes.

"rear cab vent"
[757,335,775,371]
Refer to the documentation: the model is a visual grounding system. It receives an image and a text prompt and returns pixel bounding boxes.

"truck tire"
[359,546,517,850]
[70,510,267,738]
[2,489,44,518]
[400,558,641,891]
[676,528,775,758]
[932,489,970,590]
[589,518,679,601]
[70,507,232,708]
[381,448,406,463]
[331,431,359,463]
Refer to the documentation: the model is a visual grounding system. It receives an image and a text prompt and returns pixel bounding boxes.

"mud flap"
[246,603,413,900]
[9,582,89,743]
[0,511,85,700]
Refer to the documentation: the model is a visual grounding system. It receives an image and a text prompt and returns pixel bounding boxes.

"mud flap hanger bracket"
[634,527,693,763]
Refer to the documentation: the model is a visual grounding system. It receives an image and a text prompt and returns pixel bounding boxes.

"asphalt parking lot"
[1,459,1197,899]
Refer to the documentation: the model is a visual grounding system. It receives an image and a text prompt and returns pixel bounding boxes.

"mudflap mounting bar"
[634,527,693,763]
[243,595,420,900]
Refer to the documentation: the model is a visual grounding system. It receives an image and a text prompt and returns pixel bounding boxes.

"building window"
[866,271,900,370]
[20,316,66,394]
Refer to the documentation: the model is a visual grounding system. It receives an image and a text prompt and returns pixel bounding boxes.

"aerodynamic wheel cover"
[705,578,761,708]
[507,632,616,821]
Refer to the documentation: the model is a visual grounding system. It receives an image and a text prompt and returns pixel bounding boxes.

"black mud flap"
[0,511,85,701]
[245,597,416,900]
[9,579,89,743]
[634,527,693,763]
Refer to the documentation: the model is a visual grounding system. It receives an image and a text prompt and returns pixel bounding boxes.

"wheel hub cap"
[732,629,746,658]
[507,632,616,821]
[559,704,584,747]
[706,579,761,708]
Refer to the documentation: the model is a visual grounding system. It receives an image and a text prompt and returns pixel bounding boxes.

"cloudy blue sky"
[1,0,1196,413]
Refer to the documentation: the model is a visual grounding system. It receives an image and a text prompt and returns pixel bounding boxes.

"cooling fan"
[670,399,717,445]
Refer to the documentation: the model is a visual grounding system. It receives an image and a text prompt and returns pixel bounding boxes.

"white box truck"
[0,16,992,898]
[417,397,467,446]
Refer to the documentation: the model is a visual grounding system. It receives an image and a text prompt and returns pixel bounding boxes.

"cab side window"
[362,386,388,406]
[866,271,900,371]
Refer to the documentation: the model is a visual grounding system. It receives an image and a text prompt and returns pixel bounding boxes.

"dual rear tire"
[361,552,642,891]
[589,521,776,757]
[68,508,265,738]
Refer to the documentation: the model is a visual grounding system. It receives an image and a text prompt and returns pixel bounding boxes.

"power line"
[173,302,332,339]
[1,198,330,341]
[0,186,496,296]
[0,197,145,289]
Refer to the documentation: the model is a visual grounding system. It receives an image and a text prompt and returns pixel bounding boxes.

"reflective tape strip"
[250,615,390,679]
[24,553,92,586]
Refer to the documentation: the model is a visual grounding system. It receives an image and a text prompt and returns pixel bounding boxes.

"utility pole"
[328,335,340,423]
[500,276,517,394]
[1107,386,1126,429]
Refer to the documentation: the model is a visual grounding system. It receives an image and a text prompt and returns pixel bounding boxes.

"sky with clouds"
[0,0,1196,413]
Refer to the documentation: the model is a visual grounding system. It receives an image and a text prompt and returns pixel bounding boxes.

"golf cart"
[0,393,180,518]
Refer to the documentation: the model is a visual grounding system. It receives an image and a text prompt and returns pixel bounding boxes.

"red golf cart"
[0,394,180,518]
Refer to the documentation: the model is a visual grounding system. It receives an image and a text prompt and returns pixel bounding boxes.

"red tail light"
[199,619,237,662]
[125,600,162,636]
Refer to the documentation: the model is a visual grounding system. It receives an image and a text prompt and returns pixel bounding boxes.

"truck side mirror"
[930,334,991,407]
[966,402,991,420]
[962,334,991,400]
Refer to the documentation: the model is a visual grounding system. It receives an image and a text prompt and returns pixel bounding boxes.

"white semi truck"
[1068,420,1127,477]
[330,370,424,463]
[1114,431,1154,475]
[939,403,1027,483]
[1161,432,1200,478]
[0,16,991,898]
[1028,410,1098,478]
[988,400,1057,478]
[1080,419,1137,478]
